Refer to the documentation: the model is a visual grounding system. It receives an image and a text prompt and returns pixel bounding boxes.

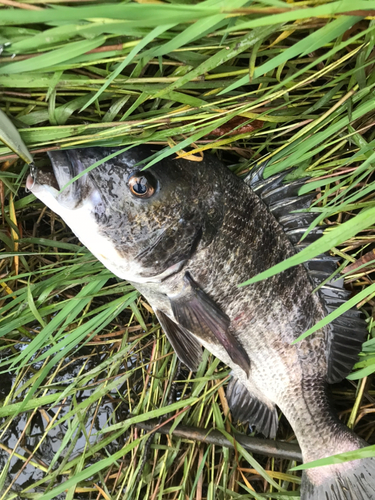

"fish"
[27,146,375,499]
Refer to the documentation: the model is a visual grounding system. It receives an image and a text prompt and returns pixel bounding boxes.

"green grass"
[0,1,375,498]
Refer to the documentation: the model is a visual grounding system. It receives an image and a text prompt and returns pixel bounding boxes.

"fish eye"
[128,173,156,198]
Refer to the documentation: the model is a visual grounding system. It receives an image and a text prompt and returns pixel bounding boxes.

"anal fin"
[155,309,202,372]
[226,377,278,439]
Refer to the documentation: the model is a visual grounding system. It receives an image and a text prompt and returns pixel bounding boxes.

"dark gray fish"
[27,147,375,499]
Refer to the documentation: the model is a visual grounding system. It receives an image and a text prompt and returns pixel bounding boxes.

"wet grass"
[0,1,375,498]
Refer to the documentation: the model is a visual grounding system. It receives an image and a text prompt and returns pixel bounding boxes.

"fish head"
[27,147,224,282]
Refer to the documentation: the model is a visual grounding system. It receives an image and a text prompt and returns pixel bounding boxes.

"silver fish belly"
[27,147,375,500]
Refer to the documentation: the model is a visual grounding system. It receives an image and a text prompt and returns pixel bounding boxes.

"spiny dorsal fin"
[226,377,278,439]
[246,165,367,384]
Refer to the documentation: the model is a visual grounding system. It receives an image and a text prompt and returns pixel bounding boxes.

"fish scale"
[28,146,375,499]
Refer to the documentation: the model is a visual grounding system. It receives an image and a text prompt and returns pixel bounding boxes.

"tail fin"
[301,456,375,499]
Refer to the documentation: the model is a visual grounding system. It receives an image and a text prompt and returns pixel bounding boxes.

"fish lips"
[27,150,94,209]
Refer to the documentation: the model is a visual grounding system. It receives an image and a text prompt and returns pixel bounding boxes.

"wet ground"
[0,352,121,499]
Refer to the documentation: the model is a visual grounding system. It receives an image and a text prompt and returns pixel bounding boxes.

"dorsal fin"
[245,165,367,384]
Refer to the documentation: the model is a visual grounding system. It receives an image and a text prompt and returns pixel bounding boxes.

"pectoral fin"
[170,272,250,374]
[155,309,202,371]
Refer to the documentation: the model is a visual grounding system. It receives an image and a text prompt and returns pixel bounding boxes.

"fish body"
[27,147,375,499]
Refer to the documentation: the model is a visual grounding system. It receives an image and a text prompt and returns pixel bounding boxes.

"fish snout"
[26,173,35,192]
[26,162,59,195]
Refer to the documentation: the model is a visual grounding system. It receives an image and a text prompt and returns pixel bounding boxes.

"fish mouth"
[26,150,92,209]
